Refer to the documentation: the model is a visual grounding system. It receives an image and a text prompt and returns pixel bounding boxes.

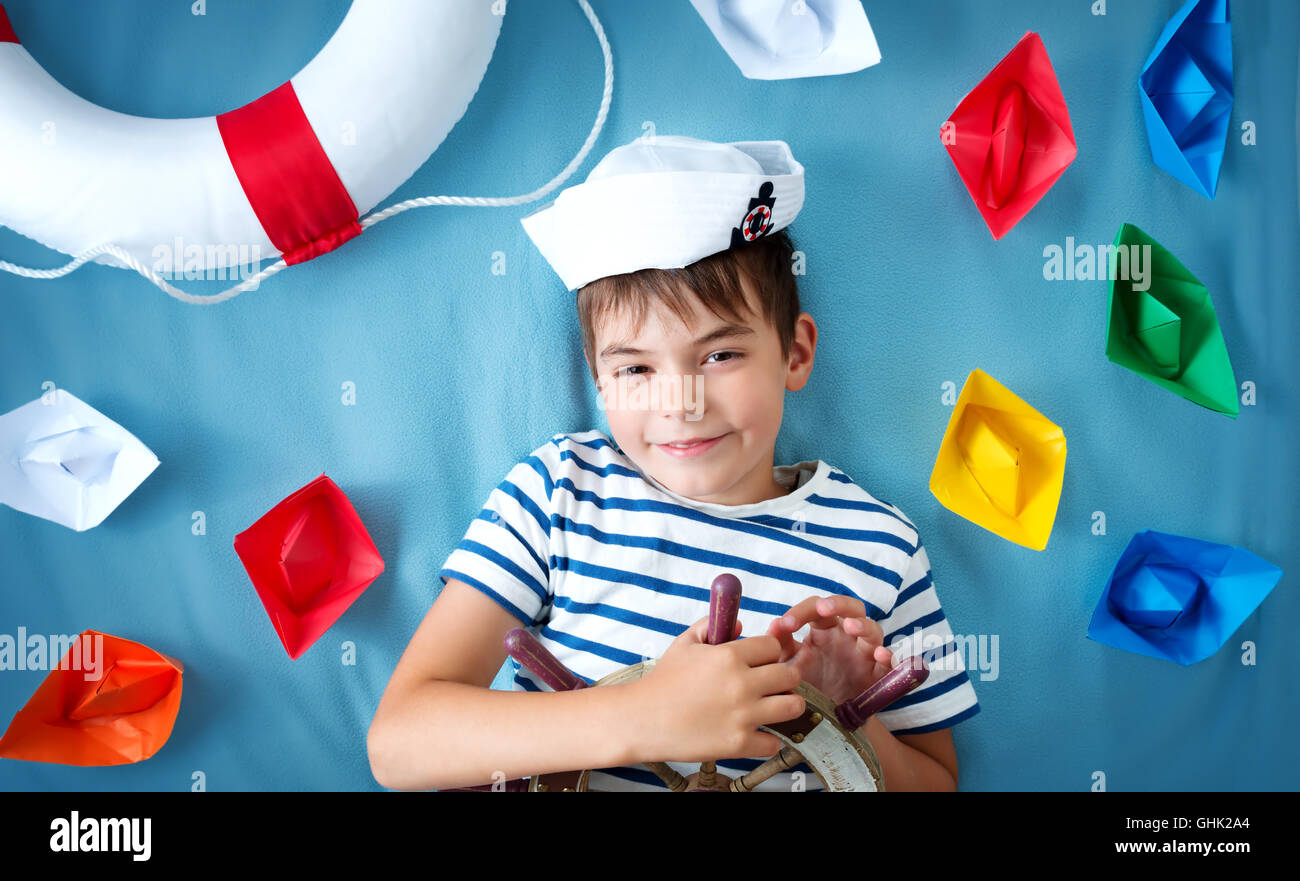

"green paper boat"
[1105,223,1239,417]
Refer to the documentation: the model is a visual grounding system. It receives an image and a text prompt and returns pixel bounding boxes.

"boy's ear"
[785,312,817,392]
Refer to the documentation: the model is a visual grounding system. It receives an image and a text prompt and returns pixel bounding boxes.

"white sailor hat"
[688,0,882,80]
[520,135,805,291]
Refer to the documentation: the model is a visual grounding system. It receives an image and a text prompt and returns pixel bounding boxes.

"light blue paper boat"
[1139,0,1233,198]
[1088,530,1282,665]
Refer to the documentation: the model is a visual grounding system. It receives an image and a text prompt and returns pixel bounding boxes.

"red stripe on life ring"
[216,81,362,266]
[0,6,20,43]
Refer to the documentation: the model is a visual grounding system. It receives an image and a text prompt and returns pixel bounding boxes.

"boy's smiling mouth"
[654,432,730,458]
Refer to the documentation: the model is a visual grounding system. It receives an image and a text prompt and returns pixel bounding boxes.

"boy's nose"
[655,373,706,422]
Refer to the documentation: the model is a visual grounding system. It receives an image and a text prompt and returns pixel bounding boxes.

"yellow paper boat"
[929,369,1067,550]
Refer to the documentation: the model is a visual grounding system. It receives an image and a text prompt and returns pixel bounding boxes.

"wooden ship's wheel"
[446,574,928,792]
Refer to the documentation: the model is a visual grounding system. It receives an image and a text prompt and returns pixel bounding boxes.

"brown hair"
[576,228,801,382]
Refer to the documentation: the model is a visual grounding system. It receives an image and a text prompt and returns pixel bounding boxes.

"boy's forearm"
[860,717,958,792]
[368,679,646,791]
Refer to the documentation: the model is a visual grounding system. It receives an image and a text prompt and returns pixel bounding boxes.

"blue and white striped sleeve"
[873,541,981,735]
[438,449,555,628]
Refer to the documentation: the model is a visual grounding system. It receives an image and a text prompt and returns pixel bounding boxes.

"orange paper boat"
[0,630,183,765]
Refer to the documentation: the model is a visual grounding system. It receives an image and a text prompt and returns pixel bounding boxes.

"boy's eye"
[615,365,649,379]
[706,351,741,364]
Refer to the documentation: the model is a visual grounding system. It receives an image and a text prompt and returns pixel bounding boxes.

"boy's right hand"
[628,615,806,764]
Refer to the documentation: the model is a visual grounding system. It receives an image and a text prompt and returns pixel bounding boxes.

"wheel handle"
[504,627,587,692]
[706,572,742,645]
[834,654,929,730]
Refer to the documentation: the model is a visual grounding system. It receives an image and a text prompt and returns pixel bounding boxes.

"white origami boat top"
[0,389,159,531]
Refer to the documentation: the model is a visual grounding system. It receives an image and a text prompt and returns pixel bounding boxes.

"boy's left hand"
[767,595,895,706]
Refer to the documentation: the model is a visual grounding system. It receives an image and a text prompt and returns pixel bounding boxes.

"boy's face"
[588,275,815,506]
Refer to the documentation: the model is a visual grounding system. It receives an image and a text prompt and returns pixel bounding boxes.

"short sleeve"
[873,541,981,735]
[438,448,555,628]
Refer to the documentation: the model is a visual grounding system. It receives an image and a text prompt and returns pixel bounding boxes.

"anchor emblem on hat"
[730,181,776,248]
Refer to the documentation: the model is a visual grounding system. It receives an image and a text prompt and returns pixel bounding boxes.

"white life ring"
[0,0,613,304]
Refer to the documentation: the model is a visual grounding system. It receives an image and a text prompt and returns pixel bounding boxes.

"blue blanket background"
[1,0,1296,791]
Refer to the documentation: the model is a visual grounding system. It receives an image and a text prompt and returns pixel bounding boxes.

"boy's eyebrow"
[599,323,756,362]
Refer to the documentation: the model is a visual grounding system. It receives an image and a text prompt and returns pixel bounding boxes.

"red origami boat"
[234,474,385,659]
[942,31,1077,239]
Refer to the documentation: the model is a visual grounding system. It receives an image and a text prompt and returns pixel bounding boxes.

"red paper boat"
[0,631,183,766]
[942,31,1077,239]
[234,474,385,659]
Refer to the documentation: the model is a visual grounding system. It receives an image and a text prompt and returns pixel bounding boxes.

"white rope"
[0,0,613,305]
[0,242,292,306]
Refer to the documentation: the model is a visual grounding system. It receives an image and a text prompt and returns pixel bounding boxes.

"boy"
[368,136,980,792]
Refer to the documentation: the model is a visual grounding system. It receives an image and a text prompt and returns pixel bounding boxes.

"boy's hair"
[576,228,801,383]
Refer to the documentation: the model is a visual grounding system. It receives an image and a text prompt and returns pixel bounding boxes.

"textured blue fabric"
[0,0,1295,791]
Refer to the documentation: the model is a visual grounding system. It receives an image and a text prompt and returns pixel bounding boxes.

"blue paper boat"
[1139,0,1233,198]
[1088,530,1282,665]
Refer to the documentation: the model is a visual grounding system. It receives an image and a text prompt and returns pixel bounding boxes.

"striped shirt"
[439,430,980,791]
